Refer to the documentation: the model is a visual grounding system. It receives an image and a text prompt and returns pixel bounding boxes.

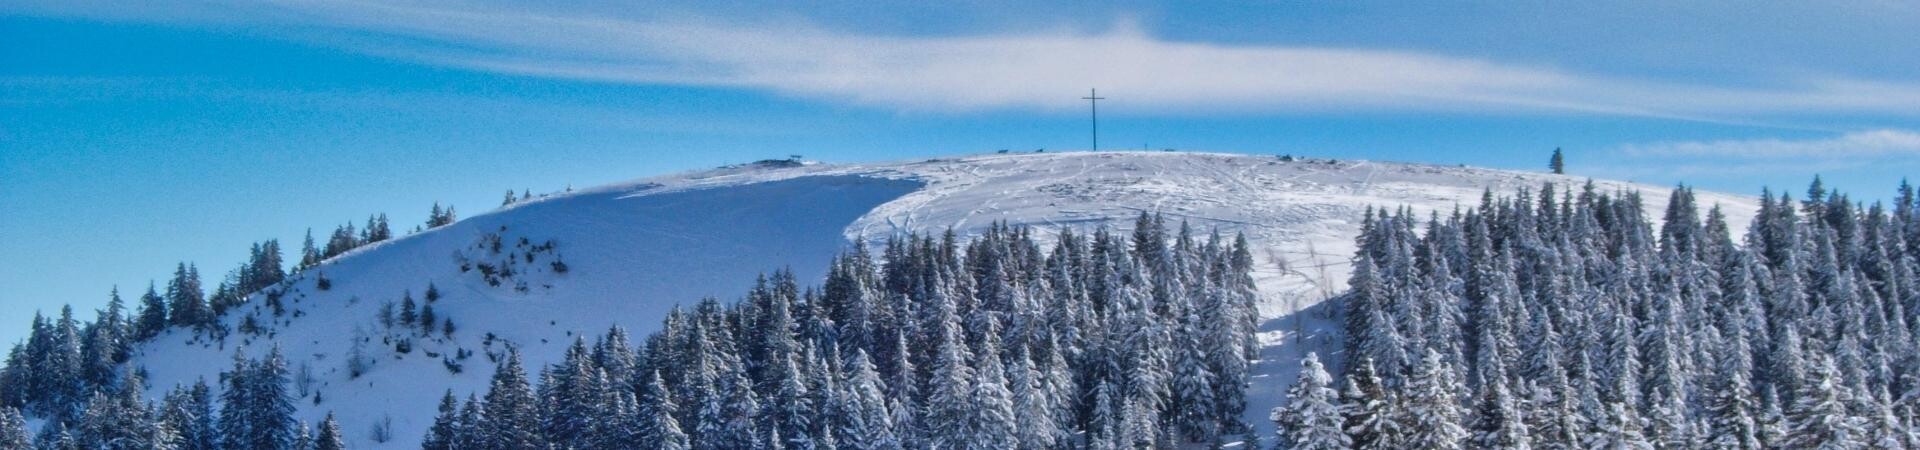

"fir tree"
[1400,350,1467,450]
[924,288,974,450]
[1783,356,1867,450]
[76,372,173,450]
[1274,352,1351,450]
[0,407,27,450]
[313,413,344,450]
[421,391,458,450]
[399,291,417,328]
[290,423,310,450]
[964,319,1018,450]
[1342,359,1401,450]
[639,371,690,450]
[135,283,168,341]
[159,380,217,450]
[167,263,208,329]
[298,229,322,271]
[219,348,297,450]
[1007,349,1055,450]
[697,363,757,450]
[481,348,545,450]
[839,351,899,450]
[1707,314,1764,450]
[1469,381,1533,450]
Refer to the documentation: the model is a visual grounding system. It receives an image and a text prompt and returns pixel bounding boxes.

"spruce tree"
[398,291,417,328]
[166,263,207,329]
[1008,349,1055,450]
[1469,381,1533,450]
[160,380,217,450]
[298,229,321,271]
[1707,314,1764,450]
[1585,401,1655,450]
[1171,316,1218,443]
[839,351,899,450]
[290,423,311,450]
[639,371,689,450]
[1274,352,1350,450]
[925,288,973,450]
[136,283,168,341]
[421,391,458,450]
[1342,358,1402,450]
[77,372,173,450]
[313,413,344,450]
[1400,350,1467,450]
[481,349,545,450]
[1784,356,1867,450]
[697,363,757,450]
[0,407,27,450]
[964,319,1018,450]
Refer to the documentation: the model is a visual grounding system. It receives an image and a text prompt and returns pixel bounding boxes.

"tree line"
[432,216,1262,449]
[0,347,346,450]
[0,201,464,449]
[1274,179,1920,449]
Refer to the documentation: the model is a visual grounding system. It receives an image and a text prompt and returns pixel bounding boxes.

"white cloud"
[1619,129,1920,158]
[14,1,1920,119]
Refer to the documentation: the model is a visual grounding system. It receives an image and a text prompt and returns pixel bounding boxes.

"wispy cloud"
[13,1,1920,120]
[1619,129,1920,158]
[1586,129,1920,184]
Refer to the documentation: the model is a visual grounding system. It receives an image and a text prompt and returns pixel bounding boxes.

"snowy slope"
[130,151,1758,447]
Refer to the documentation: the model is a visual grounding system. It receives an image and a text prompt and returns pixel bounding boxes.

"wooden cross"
[1082,88,1105,151]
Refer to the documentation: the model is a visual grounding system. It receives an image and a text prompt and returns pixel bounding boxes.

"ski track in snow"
[127,151,1757,448]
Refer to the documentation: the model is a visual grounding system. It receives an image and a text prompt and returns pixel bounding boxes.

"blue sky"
[3,1,1919,344]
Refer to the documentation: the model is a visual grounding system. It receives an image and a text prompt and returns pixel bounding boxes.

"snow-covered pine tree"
[298,229,321,271]
[544,338,604,449]
[1171,310,1218,443]
[79,288,128,388]
[768,351,813,450]
[801,347,839,450]
[924,284,974,450]
[481,348,546,450]
[1585,401,1655,450]
[76,372,174,450]
[166,263,207,329]
[398,291,417,328]
[0,407,26,450]
[639,371,690,450]
[1399,350,1467,450]
[1783,355,1867,450]
[421,391,458,450]
[1007,348,1055,450]
[135,283,168,341]
[159,379,217,450]
[290,423,310,450]
[313,413,344,450]
[1707,306,1764,450]
[836,350,896,450]
[1274,352,1351,450]
[218,348,296,450]
[1469,381,1533,450]
[1342,358,1403,450]
[965,318,1018,450]
[696,363,757,450]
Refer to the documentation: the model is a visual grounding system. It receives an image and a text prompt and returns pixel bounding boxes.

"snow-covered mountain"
[129,151,1759,448]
